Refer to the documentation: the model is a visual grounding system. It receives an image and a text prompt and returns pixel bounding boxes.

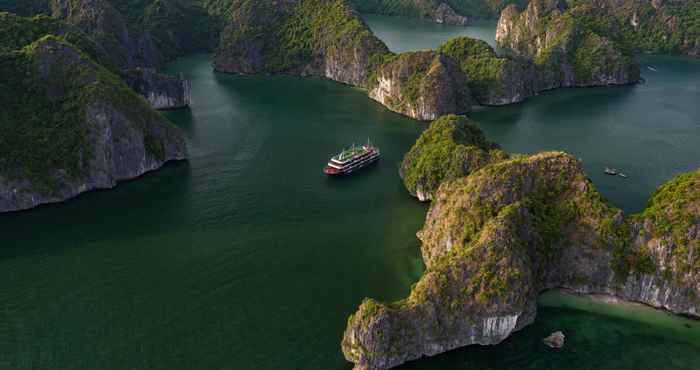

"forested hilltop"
[343,115,700,370]
[0,11,187,212]
[353,0,700,57]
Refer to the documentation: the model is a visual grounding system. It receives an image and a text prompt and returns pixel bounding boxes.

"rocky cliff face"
[49,0,192,109]
[124,68,192,110]
[496,0,640,91]
[51,0,160,69]
[342,122,699,370]
[437,36,538,105]
[213,0,391,88]
[433,3,469,25]
[0,37,187,213]
[399,115,506,200]
[574,0,700,58]
[368,52,471,120]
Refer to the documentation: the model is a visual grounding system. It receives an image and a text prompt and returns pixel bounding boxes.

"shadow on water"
[1,20,699,370]
[0,160,193,258]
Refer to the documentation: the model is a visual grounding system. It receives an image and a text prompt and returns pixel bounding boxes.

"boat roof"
[332,145,371,163]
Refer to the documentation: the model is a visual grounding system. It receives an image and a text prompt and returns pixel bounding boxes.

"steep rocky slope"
[368,51,471,120]
[125,68,192,110]
[342,120,699,370]
[213,0,391,87]
[48,0,193,109]
[399,115,506,200]
[0,36,187,213]
[51,0,161,70]
[565,0,700,58]
[496,0,640,90]
[437,36,538,105]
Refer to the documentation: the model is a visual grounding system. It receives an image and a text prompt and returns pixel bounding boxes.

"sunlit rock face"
[125,69,192,110]
[368,52,472,121]
[0,38,187,213]
[343,140,699,370]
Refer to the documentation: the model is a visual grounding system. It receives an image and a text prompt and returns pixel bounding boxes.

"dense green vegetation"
[0,28,172,193]
[268,0,378,71]
[567,0,700,56]
[400,115,506,199]
[113,0,222,62]
[0,38,89,193]
[0,0,48,16]
[0,11,116,71]
[500,2,640,85]
[437,37,510,101]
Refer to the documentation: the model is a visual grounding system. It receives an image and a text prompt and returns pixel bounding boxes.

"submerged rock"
[0,37,187,213]
[543,331,565,348]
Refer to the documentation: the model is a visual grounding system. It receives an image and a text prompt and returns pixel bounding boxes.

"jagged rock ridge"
[49,0,192,109]
[0,36,187,213]
[342,118,699,370]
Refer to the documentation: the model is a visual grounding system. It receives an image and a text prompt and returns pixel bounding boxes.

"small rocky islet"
[0,1,698,369]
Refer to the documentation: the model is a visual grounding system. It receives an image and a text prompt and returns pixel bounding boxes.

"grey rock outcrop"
[125,68,192,110]
[543,331,565,348]
[50,0,191,109]
[434,3,469,26]
[369,51,472,120]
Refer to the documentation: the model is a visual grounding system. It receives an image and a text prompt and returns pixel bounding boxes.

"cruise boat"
[323,141,380,175]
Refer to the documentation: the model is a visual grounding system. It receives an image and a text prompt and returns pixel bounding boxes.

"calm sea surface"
[0,15,698,370]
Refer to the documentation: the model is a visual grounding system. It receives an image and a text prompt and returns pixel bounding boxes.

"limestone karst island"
[1,1,698,369]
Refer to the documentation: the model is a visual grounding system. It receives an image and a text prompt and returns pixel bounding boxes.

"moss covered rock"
[565,0,700,58]
[400,115,506,200]
[213,0,391,87]
[343,144,700,370]
[437,36,537,105]
[0,36,187,212]
[496,0,640,89]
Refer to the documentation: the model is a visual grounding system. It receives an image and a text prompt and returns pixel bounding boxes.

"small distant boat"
[604,167,618,176]
[647,66,658,72]
[324,140,380,176]
[618,173,628,178]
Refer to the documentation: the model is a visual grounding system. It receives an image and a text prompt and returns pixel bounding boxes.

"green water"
[362,14,498,52]
[364,14,700,213]
[1,16,700,370]
[472,56,700,212]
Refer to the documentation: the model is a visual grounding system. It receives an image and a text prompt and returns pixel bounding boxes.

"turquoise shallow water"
[0,15,699,370]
